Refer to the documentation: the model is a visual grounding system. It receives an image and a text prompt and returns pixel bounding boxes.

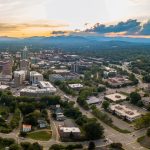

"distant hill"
[0,35,150,51]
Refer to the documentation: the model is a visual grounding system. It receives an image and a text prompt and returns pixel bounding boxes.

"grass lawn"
[28,130,52,141]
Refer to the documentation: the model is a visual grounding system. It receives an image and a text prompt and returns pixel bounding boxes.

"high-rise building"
[30,71,43,84]
[21,46,28,60]
[20,59,29,70]
[0,60,12,76]
[71,63,79,73]
[14,70,26,87]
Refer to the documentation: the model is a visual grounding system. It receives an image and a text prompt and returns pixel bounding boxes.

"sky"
[0,0,150,37]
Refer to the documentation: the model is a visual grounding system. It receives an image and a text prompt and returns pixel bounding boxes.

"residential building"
[37,119,47,128]
[55,105,65,121]
[22,124,31,132]
[142,97,150,107]
[58,126,81,138]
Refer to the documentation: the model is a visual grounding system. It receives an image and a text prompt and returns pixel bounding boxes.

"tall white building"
[21,46,28,60]
[30,71,43,84]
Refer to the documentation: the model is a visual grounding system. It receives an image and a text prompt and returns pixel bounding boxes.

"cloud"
[140,21,150,35]
[86,19,141,34]
[0,22,69,32]
[86,19,150,36]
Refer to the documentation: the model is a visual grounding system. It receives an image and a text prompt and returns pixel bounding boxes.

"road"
[57,87,148,150]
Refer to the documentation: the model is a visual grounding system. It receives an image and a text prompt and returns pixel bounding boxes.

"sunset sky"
[0,0,150,37]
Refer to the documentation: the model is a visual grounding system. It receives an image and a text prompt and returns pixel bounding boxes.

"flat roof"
[68,83,83,88]
[105,93,127,102]
[20,86,56,93]
[59,127,80,133]
[39,81,54,88]
[0,85,9,90]
[110,104,141,118]
[53,69,70,73]
[30,71,42,76]
[87,96,101,105]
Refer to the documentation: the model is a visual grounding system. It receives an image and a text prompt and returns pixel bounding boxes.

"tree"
[102,101,110,110]
[31,142,43,150]
[143,75,150,83]
[109,143,123,150]
[9,144,21,150]
[147,128,150,137]
[88,141,96,150]
[84,122,104,140]
[49,144,65,150]
[130,92,141,105]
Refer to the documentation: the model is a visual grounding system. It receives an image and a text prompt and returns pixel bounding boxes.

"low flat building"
[109,104,141,122]
[68,83,83,90]
[105,93,127,103]
[58,126,81,138]
[53,69,70,74]
[38,81,56,90]
[20,85,56,97]
[86,96,101,105]
[49,74,65,82]
[0,84,9,91]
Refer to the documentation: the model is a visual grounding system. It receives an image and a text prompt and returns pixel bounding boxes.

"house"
[142,97,150,107]
[58,125,81,138]
[38,119,47,128]
[55,105,65,121]
[22,124,32,132]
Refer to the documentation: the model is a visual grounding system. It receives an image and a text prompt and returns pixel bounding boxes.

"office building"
[20,59,29,70]
[30,71,43,84]
[21,46,28,60]
[14,70,26,87]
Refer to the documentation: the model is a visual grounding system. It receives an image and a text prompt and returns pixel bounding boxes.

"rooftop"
[68,83,83,89]
[105,93,127,102]
[110,104,141,118]
[59,127,80,133]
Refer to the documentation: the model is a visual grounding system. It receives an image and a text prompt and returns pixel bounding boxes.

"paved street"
[57,87,148,150]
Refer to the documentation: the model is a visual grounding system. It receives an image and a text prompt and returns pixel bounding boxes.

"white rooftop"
[39,81,54,88]
[87,96,101,105]
[30,71,42,76]
[68,83,83,89]
[110,104,141,119]
[59,127,80,133]
[105,93,127,102]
